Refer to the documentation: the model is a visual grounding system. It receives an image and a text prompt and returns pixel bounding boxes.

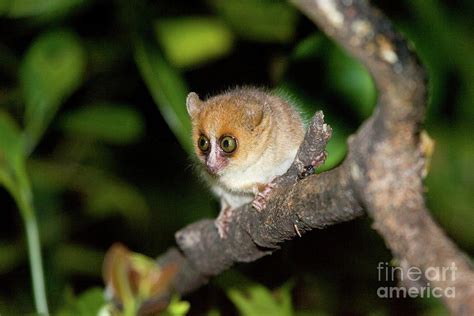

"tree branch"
[160,111,363,294]
[153,0,474,314]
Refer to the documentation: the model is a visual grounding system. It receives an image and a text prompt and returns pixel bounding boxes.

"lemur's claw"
[252,182,276,212]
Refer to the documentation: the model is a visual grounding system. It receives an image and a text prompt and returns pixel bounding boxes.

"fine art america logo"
[377,262,456,298]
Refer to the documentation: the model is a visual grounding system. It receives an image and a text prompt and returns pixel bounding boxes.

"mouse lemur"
[186,87,305,238]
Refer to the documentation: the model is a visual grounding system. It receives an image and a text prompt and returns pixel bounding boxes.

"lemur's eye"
[220,136,237,153]
[198,135,210,152]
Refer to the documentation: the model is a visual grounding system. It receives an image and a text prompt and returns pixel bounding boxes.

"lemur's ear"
[186,92,202,117]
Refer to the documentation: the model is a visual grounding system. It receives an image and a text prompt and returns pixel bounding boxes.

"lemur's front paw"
[300,151,327,179]
[252,182,276,212]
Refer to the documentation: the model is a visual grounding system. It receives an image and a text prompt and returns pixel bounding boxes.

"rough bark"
[155,0,474,314]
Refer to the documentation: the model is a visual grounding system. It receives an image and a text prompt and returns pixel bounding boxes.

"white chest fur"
[212,148,297,209]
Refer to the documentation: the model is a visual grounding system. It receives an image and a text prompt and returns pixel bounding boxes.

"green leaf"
[155,17,234,69]
[0,111,26,198]
[124,0,192,153]
[401,0,474,122]
[0,240,26,274]
[103,244,183,315]
[0,111,23,164]
[20,29,86,153]
[84,176,150,223]
[327,46,376,119]
[227,281,294,316]
[54,244,104,277]
[134,37,192,152]
[57,287,105,316]
[209,0,298,43]
[319,123,348,171]
[162,295,191,316]
[28,160,150,224]
[291,33,324,61]
[59,102,144,144]
[1,0,87,18]
[425,125,474,248]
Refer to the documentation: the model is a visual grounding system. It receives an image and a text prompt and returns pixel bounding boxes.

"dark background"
[0,0,472,314]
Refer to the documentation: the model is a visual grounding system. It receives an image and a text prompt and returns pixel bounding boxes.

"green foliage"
[161,296,190,316]
[227,281,294,316]
[400,0,474,121]
[84,176,149,222]
[102,244,188,316]
[209,0,298,43]
[58,287,189,316]
[327,46,376,119]
[57,287,105,316]
[0,0,87,18]
[0,111,26,197]
[291,33,324,60]
[321,124,349,171]
[54,244,104,277]
[425,126,474,247]
[155,17,234,69]
[0,240,25,274]
[59,103,144,144]
[20,30,86,152]
[29,160,150,224]
[134,37,192,152]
